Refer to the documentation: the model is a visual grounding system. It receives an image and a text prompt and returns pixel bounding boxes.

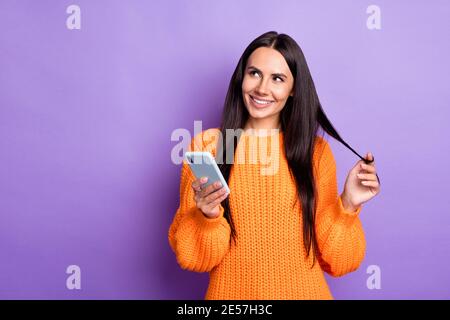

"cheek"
[272,87,291,101]
[242,76,258,93]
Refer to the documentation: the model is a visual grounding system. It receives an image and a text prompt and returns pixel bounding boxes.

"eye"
[250,70,260,77]
[273,76,284,82]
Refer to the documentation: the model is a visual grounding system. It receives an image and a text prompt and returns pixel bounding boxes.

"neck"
[243,121,282,137]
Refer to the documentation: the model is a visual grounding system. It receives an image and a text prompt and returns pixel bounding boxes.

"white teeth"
[252,96,273,105]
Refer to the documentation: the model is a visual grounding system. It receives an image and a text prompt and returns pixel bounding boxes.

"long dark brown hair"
[215,31,379,266]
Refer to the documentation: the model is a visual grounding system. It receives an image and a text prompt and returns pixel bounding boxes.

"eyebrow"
[246,66,288,79]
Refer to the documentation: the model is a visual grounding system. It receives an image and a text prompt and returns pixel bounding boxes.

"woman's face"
[242,47,294,127]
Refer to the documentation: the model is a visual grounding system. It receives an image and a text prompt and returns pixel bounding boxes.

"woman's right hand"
[192,177,229,219]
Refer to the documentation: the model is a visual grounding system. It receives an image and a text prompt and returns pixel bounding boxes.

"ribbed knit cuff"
[335,196,362,226]
[192,205,226,227]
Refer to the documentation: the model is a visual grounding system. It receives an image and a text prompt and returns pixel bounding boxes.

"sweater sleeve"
[314,138,366,277]
[168,131,231,273]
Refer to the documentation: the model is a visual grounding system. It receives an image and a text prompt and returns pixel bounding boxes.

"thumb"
[366,152,374,163]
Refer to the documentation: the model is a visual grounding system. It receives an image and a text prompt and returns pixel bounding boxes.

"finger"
[198,181,223,198]
[360,163,376,173]
[207,192,229,209]
[195,177,211,193]
[364,152,376,166]
[192,177,207,191]
[191,178,201,189]
[356,173,378,181]
[365,152,374,162]
[361,180,379,188]
[204,187,228,204]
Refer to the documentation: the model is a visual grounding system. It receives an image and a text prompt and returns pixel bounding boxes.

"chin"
[248,110,272,119]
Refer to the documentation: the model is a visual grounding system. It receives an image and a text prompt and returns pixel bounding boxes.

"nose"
[255,77,270,96]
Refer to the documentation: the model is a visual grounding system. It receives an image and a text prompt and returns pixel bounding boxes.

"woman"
[169,31,380,299]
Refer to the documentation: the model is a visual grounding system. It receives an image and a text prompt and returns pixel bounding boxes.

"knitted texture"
[168,128,366,300]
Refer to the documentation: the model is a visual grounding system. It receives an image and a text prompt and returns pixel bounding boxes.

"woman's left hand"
[341,152,380,212]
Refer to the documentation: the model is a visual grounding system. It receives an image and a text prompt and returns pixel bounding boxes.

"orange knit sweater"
[168,128,366,300]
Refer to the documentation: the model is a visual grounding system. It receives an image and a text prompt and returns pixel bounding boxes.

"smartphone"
[184,151,230,194]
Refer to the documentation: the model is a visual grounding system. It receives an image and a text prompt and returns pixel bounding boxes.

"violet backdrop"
[0,0,449,299]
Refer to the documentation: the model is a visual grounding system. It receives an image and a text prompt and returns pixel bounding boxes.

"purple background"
[1,0,449,299]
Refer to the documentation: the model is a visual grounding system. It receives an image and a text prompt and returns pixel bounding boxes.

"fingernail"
[216,182,222,187]
[201,177,207,182]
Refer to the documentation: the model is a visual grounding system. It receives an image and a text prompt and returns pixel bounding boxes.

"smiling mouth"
[250,95,274,107]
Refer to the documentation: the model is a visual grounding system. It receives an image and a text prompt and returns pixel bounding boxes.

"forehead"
[246,47,290,74]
